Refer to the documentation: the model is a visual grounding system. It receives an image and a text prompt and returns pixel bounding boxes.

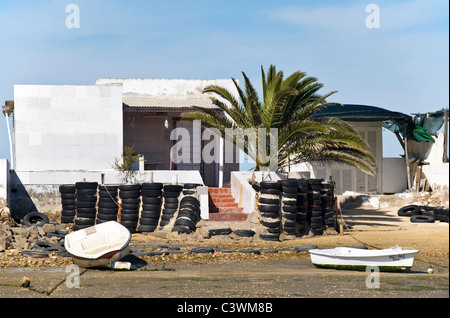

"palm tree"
[182,65,376,174]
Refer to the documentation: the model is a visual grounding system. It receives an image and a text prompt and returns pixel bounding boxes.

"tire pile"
[96,185,119,224]
[159,185,183,229]
[257,178,337,240]
[139,183,163,233]
[59,185,76,224]
[119,184,141,233]
[258,181,282,241]
[321,181,336,229]
[73,182,98,230]
[397,205,449,223]
[172,184,202,234]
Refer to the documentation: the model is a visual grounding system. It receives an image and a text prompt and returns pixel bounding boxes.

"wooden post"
[405,135,411,192]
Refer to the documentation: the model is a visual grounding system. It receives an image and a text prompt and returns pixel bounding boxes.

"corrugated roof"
[122,95,218,109]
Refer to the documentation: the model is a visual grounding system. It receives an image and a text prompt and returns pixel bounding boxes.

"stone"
[42,223,56,234]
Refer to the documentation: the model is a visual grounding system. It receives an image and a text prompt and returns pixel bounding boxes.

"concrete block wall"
[13,84,123,172]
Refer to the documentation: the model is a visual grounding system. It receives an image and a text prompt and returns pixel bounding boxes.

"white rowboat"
[64,221,131,268]
[309,247,419,272]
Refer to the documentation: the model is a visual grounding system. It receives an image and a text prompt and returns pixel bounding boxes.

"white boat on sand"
[64,221,131,268]
[309,247,419,272]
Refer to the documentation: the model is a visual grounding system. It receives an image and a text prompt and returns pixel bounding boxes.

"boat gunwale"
[308,247,419,258]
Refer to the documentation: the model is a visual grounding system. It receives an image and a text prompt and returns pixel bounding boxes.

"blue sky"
[0,0,448,165]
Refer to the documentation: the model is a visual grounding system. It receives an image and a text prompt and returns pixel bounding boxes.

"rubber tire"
[410,215,434,223]
[141,183,163,190]
[163,185,183,192]
[23,212,49,227]
[75,182,98,190]
[259,204,280,213]
[259,197,280,205]
[234,229,255,237]
[59,184,76,194]
[119,184,141,191]
[142,197,162,205]
[260,181,281,190]
[398,205,421,217]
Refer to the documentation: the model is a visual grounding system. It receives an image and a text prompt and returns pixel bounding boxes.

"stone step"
[208,187,246,221]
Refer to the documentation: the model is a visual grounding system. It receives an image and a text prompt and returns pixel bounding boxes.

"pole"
[443,109,448,163]
[4,111,14,170]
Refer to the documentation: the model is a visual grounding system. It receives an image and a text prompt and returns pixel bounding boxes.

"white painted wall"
[0,159,9,206]
[14,84,123,172]
[382,158,407,193]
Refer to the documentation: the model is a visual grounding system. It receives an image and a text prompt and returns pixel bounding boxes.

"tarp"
[311,104,445,142]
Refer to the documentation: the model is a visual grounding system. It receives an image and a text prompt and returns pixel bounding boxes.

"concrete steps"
[208,187,248,221]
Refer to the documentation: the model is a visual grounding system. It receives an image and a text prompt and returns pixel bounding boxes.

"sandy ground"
[0,204,448,299]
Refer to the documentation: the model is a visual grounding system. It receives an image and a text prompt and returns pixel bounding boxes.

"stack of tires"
[182,183,202,195]
[307,179,324,235]
[172,195,201,234]
[279,179,298,237]
[159,185,183,229]
[74,182,98,230]
[119,184,141,233]
[138,183,163,232]
[258,181,282,241]
[96,185,119,224]
[321,181,336,229]
[59,184,77,224]
[296,179,309,233]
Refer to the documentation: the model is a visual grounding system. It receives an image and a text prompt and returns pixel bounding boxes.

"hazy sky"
[0,0,448,163]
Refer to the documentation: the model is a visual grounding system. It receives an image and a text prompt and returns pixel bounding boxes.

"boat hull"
[65,221,131,268]
[309,247,418,272]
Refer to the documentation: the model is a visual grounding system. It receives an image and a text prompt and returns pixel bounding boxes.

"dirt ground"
[0,204,448,299]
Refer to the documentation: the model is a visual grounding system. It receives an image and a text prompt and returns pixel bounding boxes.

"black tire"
[279,179,298,187]
[162,208,178,215]
[282,205,297,213]
[259,197,280,205]
[183,183,202,189]
[180,196,200,205]
[164,203,179,209]
[119,184,141,191]
[260,188,280,196]
[398,205,422,217]
[410,215,434,223]
[259,204,280,213]
[259,233,279,241]
[164,197,179,203]
[119,190,141,199]
[121,213,139,221]
[190,247,214,254]
[139,217,159,225]
[98,190,118,198]
[141,183,163,190]
[60,193,76,199]
[120,219,138,228]
[62,204,76,211]
[282,186,298,194]
[175,217,197,231]
[260,181,281,190]
[208,228,232,236]
[77,188,97,195]
[98,185,119,191]
[61,215,75,223]
[141,189,162,197]
[164,185,183,192]
[75,217,95,226]
[183,190,196,195]
[76,201,96,209]
[178,209,200,222]
[97,207,118,215]
[281,199,297,206]
[172,225,192,234]
[260,219,280,228]
[59,184,76,194]
[282,212,297,221]
[96,213,117,221]
[121,203,140,210]
[140,210,161,219]
[311,227,324,235]
[23,212,49,227]
[121,208,139,215]
[98,201,118,208]
[138,224,157,232]
[76,182,98,190]
[121,198,141,205]
[142,197,162,205]
[61,210,76,217]
[163,191,180,198]
[142,204,161,211]
[77,212,97,219]
[234,229,255,237]
[260,212,279,218]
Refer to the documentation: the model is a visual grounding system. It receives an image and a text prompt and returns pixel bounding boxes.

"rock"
[42,223,56,234]
[11,226,29,238]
